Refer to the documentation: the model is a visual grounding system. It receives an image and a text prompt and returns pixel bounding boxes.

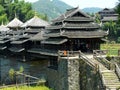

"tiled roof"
[9,47,25,52]
[22,16,49,28]
[46,23,99,30]
[7,18,23,28]
[65,17,93,21]
[101,16,118,22]
[30,31,47,41]
[44,30,108,38]
[52,7,90,23]
[41,38,68,44]
[0,24,9,31]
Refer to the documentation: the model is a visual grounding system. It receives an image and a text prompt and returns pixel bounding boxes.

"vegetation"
[102,21,117,41]
[0,86,51,90]
[100,44,120,56]
[0,0,48,24]
[101,0,120,42]
[32,0,72,20]
[8,66,24,84]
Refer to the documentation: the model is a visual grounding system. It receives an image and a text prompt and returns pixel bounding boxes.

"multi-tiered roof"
[28,7,108,57]
[45,7,107,39]
[98,8,118,22]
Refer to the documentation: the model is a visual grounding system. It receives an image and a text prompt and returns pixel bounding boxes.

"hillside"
[32,0,103,20]
[32,0,72,20]
[82,7,102,13]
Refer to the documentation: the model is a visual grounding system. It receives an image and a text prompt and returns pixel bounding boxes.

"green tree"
[0,14,8,24]
[0,5,8,24]
[0,5,5,14]
[115,0,120,24]
[117,37,120,43]
[0,0,48,24]
[102,21,117,41]
[9,68,15,80]
[19,66,24,73]
[95,13,101,23]
[1,0,48,24]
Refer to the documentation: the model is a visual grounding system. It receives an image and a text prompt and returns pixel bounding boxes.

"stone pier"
[58,56,80,90]
[47,52,80,90]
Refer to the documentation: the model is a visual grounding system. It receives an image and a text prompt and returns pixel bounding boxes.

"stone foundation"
[47,57,80,90]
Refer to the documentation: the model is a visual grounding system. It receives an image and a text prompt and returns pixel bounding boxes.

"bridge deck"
[86,54,120,90]
[58,51,120,90]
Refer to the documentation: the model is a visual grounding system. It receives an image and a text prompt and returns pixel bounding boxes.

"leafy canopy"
[0,0,48,24]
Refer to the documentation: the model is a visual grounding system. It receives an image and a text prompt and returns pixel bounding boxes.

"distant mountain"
[32,0,72,20]
[32,0,103,20]
[82,7,102,13]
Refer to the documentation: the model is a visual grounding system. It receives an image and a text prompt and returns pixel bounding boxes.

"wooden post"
[118,50,120,56]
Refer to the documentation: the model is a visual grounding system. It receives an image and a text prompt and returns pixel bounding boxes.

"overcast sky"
[25,0,118,9]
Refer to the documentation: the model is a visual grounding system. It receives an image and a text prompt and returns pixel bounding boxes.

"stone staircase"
[84,53,120,90]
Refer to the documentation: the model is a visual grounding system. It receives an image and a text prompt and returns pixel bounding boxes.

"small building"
[98,8,118,22]
[23,16,49,38]
[8,16,49,61]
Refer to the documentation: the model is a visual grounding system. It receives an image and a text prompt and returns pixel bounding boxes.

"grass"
[101,44,120,50]
[0,86,51,90]
[100,44,120,56]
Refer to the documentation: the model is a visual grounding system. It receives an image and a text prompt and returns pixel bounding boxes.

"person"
[63,50,67,56]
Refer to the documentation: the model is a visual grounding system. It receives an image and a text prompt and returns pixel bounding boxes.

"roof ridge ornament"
[34,11,38,17]
[60,29,65,35]
[106,28,109,35]
[1,21,3,25]
[63,14,66,19]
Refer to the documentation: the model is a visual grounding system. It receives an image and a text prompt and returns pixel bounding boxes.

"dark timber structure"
[3,16,49,61]
[43,7,107,52]
[98,8,118,22]
[28,7,108,68]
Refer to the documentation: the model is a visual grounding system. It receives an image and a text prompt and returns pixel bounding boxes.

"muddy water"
[0,55,49,84]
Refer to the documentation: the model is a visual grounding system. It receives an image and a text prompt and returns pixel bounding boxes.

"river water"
[0,55,49,84]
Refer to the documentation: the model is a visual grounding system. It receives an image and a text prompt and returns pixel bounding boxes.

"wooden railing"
[93,50,114,70]
[0,72,46,89]
[79,51,97,69]
[58,50,80,57]
[115,63,120,79]
[58,50,97,69]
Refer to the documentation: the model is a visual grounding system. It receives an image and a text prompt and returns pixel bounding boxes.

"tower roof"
[7,17,23,28]
[22,16,49,28]
[0,24,9,31]
[52,7,91,22]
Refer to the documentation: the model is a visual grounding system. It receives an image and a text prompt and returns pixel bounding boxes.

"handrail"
[93,50,113,69]
[0,81,45,89]
[115,63,120,79]
[58,50,80,58]
[93,50,110,64]
[79,51,96,69]
[58,50,96,69]
[15,72,40,80]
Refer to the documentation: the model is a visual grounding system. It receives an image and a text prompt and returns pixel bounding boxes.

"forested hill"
[32,0,103,20]
[32,0,72,20]
[82,7,102,13]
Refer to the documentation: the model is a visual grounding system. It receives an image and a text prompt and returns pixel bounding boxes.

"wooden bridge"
[58,50,120,90]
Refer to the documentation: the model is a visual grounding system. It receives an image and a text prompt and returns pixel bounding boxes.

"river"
[0,55,49,84]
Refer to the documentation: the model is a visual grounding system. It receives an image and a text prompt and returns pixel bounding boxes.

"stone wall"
[47,57,80,90]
